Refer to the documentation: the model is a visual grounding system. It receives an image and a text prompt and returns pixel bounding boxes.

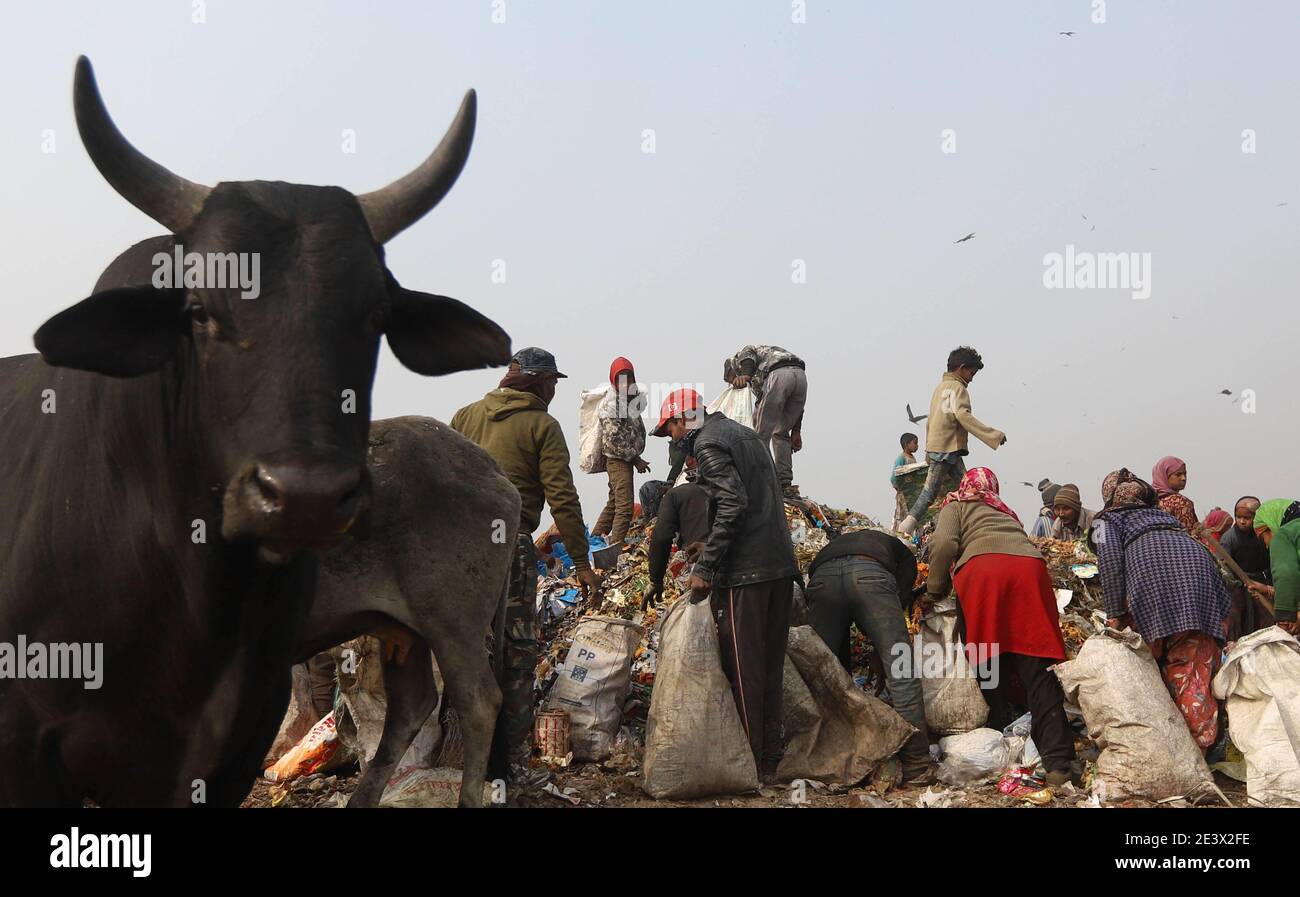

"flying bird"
[1220,388,1232,396]
[954,232,976,244]
[1277,202,1289,207]
[906,403,928,423]
[1081,213,1096,232]
[1059,31,1075,37]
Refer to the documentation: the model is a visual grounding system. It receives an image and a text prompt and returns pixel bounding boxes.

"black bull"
[0,57,510,806]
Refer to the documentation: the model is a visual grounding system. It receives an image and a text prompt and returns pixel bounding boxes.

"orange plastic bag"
[263,711,340,782]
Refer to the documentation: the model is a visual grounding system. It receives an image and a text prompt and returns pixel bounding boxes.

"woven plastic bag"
[543,616,643,761]
[1212,627,1300,807]
[1055,628,1212,801]
[643,600,759,798]
[777,626,915,784]
[578,386,608,474]
[919,597,989,735]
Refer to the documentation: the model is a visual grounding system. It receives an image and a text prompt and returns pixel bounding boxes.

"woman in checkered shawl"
[1093,468,1231,750]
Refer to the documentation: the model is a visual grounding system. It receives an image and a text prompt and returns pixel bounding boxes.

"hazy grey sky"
[3,1,1297,530]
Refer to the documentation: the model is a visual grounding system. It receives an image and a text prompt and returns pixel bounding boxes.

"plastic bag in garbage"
[264,711,343,783]
[1001,712,1041,768]
[936,728,1010,786]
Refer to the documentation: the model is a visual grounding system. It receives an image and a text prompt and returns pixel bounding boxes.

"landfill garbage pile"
[1030,536,1108,659]
[532,507,1126,766]
[251,494,1251,809]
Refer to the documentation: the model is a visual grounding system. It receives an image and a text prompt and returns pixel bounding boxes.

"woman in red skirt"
[924,467,1077,787]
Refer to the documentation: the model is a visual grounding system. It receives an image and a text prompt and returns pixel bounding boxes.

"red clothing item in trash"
[952,553,1067,662]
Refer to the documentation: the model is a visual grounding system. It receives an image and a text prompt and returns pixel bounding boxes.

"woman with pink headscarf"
[923,467,1076,787]
[1152,455,1198,532]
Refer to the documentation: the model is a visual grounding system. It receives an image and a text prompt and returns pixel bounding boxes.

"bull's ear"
[34,286,186,377]
[385,283,511,376]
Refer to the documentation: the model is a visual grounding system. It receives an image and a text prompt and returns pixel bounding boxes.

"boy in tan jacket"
[898,346,1006,535]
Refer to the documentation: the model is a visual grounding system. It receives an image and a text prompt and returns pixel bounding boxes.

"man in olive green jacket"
[451,347,601,791]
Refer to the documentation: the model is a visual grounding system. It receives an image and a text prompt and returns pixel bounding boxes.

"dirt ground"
[242,764,1248,809]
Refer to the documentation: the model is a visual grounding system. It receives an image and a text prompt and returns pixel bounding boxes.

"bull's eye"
[188,303,210,326]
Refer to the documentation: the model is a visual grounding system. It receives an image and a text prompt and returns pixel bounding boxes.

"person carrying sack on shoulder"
[592,356,649,547]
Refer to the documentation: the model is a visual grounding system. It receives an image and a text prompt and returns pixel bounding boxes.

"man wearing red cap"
[592,357,650,546]
[653,388,799,782]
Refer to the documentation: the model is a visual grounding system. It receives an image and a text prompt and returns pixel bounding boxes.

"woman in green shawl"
[1253,499,1300,634]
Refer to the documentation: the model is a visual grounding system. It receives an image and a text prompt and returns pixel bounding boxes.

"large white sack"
[543,616,643,761]
[1055,629,1212,801]
[708,385,757,431]
[920,597,989,735]
[643,600,760,799]
[1212,627,1300,807]
[778,626,915,784]
[578,386,609,474]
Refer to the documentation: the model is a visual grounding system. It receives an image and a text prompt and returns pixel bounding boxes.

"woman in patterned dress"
[1092,469,1230,751]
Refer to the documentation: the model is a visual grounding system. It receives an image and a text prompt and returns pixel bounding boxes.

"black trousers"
[710,577,793,774]
[979,652,1076,774]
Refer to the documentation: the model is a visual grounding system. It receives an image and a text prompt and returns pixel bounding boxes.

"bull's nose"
[251,461,362,529]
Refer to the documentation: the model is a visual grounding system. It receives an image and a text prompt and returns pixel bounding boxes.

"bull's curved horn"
[357,89,476,244]
[74,57,211,233]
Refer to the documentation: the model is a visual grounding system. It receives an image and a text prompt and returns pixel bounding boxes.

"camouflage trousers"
[490,534,539,780]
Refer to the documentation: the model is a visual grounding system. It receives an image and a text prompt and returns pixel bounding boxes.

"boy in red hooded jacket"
[593,356,650,545]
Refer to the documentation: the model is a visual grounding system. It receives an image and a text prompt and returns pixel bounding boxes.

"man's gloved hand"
[731,375,751,389]
[642,583,660,607]
[684,541,707,562]
[634,457,651,474]
[576,567,603,600]
[688,574,711,604]
[791,431,803,453]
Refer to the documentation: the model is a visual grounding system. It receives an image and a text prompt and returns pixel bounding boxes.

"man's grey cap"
[511,347,567,378]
